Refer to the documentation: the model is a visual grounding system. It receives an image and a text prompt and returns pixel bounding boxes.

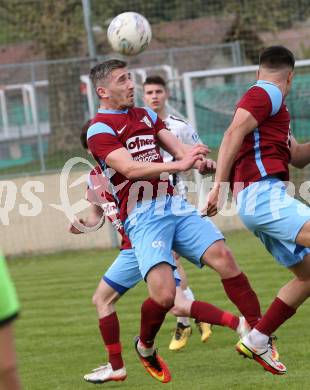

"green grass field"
[8,230,310,390]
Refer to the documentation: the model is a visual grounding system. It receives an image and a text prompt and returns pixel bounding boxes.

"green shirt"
[0,252,20,326]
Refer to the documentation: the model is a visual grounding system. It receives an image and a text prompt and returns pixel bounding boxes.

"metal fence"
[0,42,243,178]
[1,0,310,255]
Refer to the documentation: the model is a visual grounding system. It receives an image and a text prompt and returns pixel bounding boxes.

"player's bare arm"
[157,128,209,159]
[290,135,310,169]
[105,145,208,180]
[203,108,258,216]
[157,128,215,174]
[68,204,105,234]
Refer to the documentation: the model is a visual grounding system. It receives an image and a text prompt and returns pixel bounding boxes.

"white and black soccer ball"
[107,12,152,56]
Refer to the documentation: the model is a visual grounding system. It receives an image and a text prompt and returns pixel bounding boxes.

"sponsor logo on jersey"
[116,124,127,134]
[133,149,160,162]
[126,135,155,153]
[192,132,199,142]
[140,115,152,128]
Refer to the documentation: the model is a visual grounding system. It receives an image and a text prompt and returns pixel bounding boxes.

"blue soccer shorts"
[237,177,310,267]
[103,248,181,295]
[124,195,224,279]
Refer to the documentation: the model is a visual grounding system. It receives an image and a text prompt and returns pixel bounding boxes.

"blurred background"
[1,0,310,256]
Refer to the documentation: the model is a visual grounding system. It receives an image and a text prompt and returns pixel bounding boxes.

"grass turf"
[8,230,310,390]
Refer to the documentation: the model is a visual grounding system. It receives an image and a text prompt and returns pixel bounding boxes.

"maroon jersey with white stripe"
[87,107,174,222]
[230,80,291,194]
[87,166,131,250]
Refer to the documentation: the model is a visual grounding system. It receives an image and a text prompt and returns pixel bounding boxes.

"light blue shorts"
[103,249,181,295]
[124,195,224,279]
[237,177,310,267]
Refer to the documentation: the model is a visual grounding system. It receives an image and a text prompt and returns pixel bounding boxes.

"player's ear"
[288,70,294,83]
[96,86,109,99]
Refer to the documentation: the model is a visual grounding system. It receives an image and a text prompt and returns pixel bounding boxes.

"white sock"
[176,287,194,327]
[177,316,190,327]
[137,340,155,357]
[248,328,269,348]
[183,287,195,301]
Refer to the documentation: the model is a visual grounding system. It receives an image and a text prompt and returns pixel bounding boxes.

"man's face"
[143,83,168,113]
[98,67,134,109]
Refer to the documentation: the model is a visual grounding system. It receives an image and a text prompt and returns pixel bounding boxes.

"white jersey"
[161,114,202,198]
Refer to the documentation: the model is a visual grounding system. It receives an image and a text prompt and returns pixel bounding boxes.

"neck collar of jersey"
[98,108,128,114]
[256,80,277,87]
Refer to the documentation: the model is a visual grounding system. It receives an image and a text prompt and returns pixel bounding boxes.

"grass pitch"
[9,230,310,390]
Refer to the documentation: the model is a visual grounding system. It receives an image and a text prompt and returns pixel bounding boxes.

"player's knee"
[205,245,240,277]
[92,291,108,308]
[153,291,175,309]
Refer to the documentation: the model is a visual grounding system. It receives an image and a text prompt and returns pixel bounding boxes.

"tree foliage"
[0,0,86,153]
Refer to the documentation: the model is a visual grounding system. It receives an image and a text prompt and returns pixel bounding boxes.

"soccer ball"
[107,12,152,56]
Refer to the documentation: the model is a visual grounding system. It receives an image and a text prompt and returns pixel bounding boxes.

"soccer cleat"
[236,316,251,339]
[83,362,127,384]
[169,323,192,351]
[196,321,212,343]
[236,337,286,375]
[134,336,172,383]
[268,335,280,361]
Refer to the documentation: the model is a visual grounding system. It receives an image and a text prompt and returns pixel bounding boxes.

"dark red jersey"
[87,107,174,221]
[230,80,291,194]
[87,166,131,250]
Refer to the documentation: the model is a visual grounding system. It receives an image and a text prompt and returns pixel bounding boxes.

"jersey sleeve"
[144,107,166,135]
[154,116,166,135]
[86,168,111,205]
[87,122,124,161]
[180,122,202,145]
[237,86,273,125]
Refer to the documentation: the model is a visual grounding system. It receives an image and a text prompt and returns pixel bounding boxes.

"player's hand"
[178,144,209,171]
[68,218,86,234]
[198,158,216,175]
[201,184,220,217]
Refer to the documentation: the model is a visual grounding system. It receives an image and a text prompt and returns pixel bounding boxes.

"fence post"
[30,63,46,173]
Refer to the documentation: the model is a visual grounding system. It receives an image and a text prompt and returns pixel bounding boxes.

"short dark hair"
[143,75,167,89]
[89,59,127,89]
[259,46,295,70]
[80,119,92,150]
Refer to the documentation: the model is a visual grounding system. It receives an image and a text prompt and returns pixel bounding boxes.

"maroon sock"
[190,301,239,330]
[99,312,124,370]
[255,297,296,336]
[222,272,261,328]
[140,298,171,348]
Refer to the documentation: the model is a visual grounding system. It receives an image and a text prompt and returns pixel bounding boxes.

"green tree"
[0,0,86,153]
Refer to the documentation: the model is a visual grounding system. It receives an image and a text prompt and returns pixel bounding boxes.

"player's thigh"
[289,252,310,281]
[296,220,310,248]
[103,249,142,295]
[128,216,176,280]
[0,322,17,371]
[173,212,224,268]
